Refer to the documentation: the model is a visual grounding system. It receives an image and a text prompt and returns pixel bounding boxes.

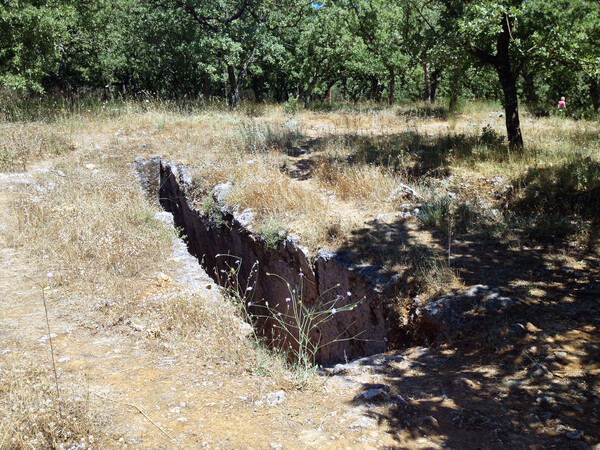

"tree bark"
[371,76,383,102]
[202,73,211,99]
[523,70,538,106]
[423,63,432,104]
[431,68,442,102]
[303,73,320,108]
[496,62,523,151]
[227,65,239,109]
[465,13,524,151]
[448,67,461,112]
[388,66,395,106]
[226,49,256,109]
[495,15,523,151]
[590,79,599,112]
[252,75,264,102]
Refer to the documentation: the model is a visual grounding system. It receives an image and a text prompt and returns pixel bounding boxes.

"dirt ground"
[1,122,600,449]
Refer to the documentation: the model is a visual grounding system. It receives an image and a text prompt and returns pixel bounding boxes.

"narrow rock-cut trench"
[135,156,400,364]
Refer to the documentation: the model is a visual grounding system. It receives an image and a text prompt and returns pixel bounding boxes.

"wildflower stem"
[42,286,62,418]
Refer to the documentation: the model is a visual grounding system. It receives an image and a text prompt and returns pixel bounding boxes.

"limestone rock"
[212,182,233,205]
[414,285,521,342]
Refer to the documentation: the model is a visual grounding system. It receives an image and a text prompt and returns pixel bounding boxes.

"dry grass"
[1,96,599,447]
[0,356,107,449]
[0,123,72,172]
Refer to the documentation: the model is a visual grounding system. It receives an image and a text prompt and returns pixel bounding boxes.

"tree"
[342,0,411,105]
[152,0,311,108]
[0,0,61,92]
[440,0,600,151]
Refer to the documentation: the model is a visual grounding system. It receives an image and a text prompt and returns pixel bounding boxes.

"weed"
[256,217,287,250]
[412,247,460,297]
[418,195,452,228]
[200,194,227,228]
[238,120,300,153]
[515,156,600,219]
[0,124,72,172]
[283,97,300,115]
[249,273,364,371]
[40,272,62,418]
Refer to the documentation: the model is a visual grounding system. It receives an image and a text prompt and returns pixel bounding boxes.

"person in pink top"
[558,96,566,110]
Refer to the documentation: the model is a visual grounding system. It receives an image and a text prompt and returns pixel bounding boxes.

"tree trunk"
[388,67,395,106]
[497,62,523,151]
[431,68,442,102]
[590,79,599,112]
[303,73,320,108]
[370,77,383,102]
[523,70,538,106]
[227,65,239,109]
[202,73,211,99]
[423,63,432,104]
[448,67,461,112]
[495,15,523,151]
[252,76,264,102]
[464,13,524,151]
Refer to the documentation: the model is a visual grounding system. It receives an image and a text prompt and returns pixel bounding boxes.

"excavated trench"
[135,156,398,364]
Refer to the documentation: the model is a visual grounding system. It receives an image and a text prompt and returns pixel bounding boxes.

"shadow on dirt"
[335,214,600,447]
[274,131,600,448]
[346,314,600,448]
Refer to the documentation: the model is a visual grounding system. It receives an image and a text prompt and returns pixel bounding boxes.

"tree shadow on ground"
[347,319,600,448]
[304,129,507,179]
[337,214,600,448]
[279,129,600,447]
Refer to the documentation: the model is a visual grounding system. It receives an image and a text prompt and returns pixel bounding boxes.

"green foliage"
[1,0,599,116]
[238,120,300,153]
[256,218,286,251]
[283,97,300,115]
[515,156,600,219]
[418,195,452,228]
[200,195,227,228]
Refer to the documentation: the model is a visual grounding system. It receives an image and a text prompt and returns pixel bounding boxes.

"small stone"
[566,430,584,440]
[525,322,541,332]
[331,363,347,375]
[265,390,286,406]
[509,323,527,338]
[58,357,71,363]
[553,351,568,362]
[212,182,233,205]
[154,212,174,225]
[356,387,388,401]
[529,363,550,379]
[38,333,58,344]
[177,417,188,423]
[423,415,439,427]
[536,395,555,405]
[349,416,377,429]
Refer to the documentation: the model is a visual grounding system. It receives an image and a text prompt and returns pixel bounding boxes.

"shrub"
[418,195,452,228]
[256,217,286,250]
